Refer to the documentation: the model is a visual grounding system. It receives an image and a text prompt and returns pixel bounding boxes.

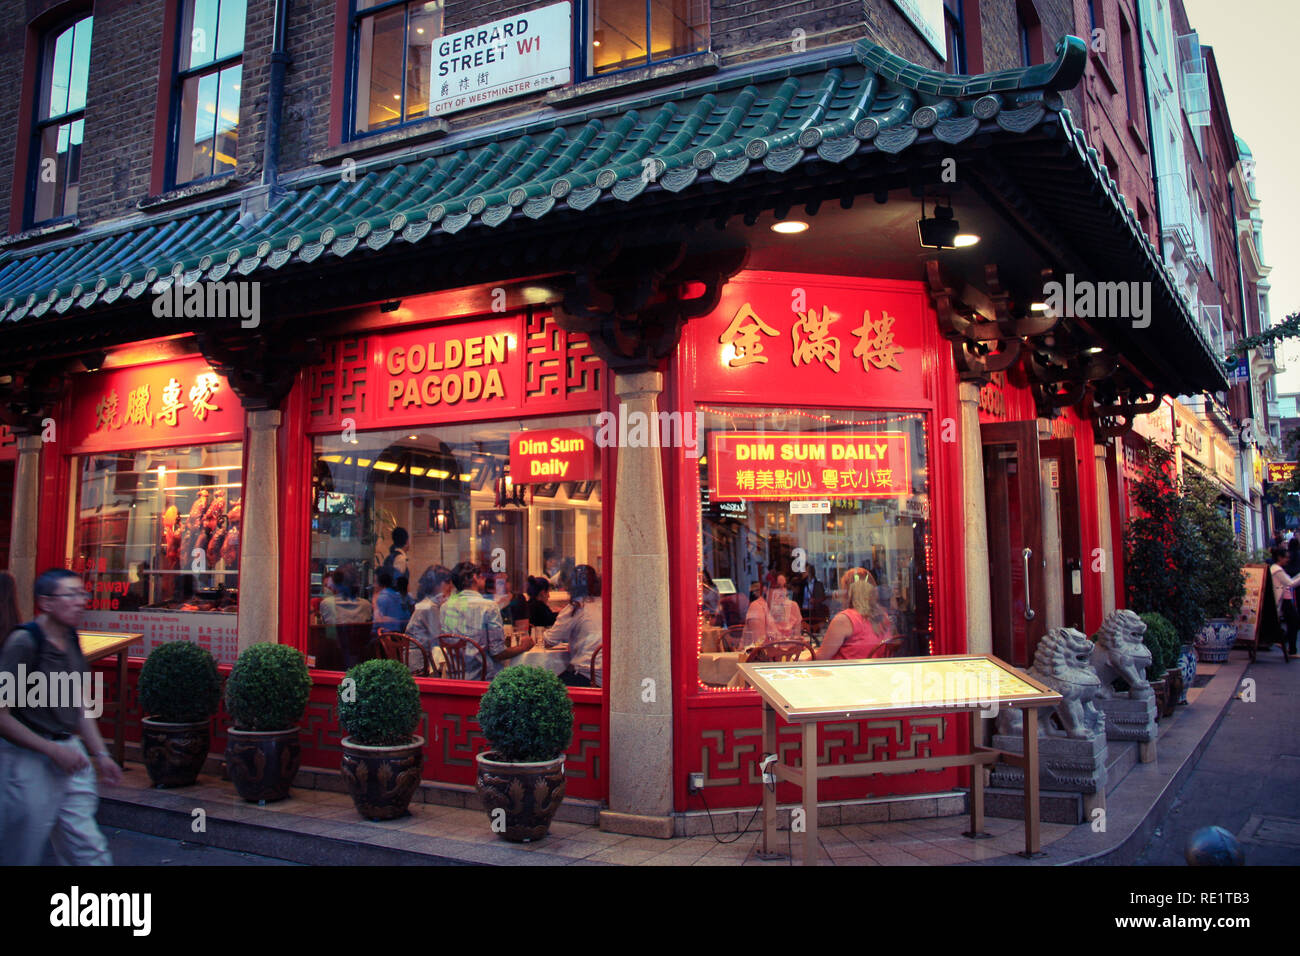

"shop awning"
[0,36,1227,393]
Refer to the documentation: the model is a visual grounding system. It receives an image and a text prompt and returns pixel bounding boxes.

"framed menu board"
[1235,564,1271,662]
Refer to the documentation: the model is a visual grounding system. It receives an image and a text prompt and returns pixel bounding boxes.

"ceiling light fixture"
[771,220,809,234]
[917,198,961,250]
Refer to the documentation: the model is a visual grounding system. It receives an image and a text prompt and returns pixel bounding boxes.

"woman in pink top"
[816,569,894,660]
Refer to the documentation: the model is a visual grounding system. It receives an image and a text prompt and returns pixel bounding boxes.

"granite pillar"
[237,410,280,650]
[1095,444,1116,616]
[10,434,43,621]
[959,383,992,654]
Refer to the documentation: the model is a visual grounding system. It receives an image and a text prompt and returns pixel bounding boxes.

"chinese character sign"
[708,432,912,500]
[71,358,243,453]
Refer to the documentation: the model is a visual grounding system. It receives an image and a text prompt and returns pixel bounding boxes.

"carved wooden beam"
[0,362,72,435]
[195,328,323,412]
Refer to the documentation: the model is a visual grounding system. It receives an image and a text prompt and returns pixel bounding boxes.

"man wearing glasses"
[0,568,121,865]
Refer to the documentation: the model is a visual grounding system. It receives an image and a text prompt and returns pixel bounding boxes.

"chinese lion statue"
[1090,610,1153,700]
[996,627,1104,740]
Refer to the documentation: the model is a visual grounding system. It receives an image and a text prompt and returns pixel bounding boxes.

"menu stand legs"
[1020,706,1043,858]
[964,710,990,839]
[802,721,818,866]
[113,650,127,767]
[760,703,778,858]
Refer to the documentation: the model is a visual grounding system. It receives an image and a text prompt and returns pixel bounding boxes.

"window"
[943,0,966,74]
[29,14,92,225]
[351,0,444,136]
[70,442,243,660]
[588,0,708,76]
[1017,1,1041,67]
[695,406,934,690]
[1120,14,1140,121]
[309,416,603,678]
[171,0,246,186]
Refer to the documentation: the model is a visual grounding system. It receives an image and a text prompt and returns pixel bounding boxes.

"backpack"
[2,622,50,667]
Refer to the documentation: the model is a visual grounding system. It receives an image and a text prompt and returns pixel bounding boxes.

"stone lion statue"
[1091,610,1153,700]
[996,627,1104,740]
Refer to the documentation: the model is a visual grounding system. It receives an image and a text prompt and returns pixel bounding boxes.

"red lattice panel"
[524,312,602,403]
[685,705,959,808]
[307,337,370,427]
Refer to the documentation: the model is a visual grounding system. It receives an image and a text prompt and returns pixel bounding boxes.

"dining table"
[506,644,571,676]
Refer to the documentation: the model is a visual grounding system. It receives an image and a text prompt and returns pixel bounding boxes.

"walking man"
[0,568,121,865]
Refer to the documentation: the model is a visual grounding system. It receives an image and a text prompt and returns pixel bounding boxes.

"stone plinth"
[991,731,1107,819]
[1098,697,1157,762]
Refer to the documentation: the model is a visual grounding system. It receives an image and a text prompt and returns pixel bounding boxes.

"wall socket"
[688,773,704,793]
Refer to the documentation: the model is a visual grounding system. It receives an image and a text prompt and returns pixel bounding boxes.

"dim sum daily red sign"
[69,357,244,453]
[708,432,910,499]
[510,427,596,482]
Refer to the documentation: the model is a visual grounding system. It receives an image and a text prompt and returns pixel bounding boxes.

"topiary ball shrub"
[138,641,221,723]
[337,659,422,746]
[1139,611,1180,680]
[225,643,313,731]
[476,667,573,763]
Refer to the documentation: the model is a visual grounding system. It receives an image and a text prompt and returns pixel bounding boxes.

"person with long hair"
[816,569,895,659]
[545,564,603,686]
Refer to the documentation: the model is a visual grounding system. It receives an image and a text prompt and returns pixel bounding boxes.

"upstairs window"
[171,0,246,187]
[351,0,444,136]
[588,0,708,76]
[943,0,966,74]
[30,14,92,225]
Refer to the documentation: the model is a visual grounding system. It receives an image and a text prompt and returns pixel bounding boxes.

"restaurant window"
[309,416,602,676]
[695,406,933,691]
[587,0,708,76]
[170,0,246,187]
[70,442,243,616]
[29,13,92,226]
[351,0,444,135]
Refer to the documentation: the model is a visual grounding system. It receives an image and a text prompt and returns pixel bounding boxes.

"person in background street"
[1269,547,1300,656]
[440,562,533,680]
[0,568,122,865]
[373,569,409,633]
[0,571,20,640]
[545,564,603,687]
[816,569,895,660]
[319,569,373,625]
[406,565,453,654]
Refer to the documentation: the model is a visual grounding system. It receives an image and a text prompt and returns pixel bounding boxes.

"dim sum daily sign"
[707,431,911,500]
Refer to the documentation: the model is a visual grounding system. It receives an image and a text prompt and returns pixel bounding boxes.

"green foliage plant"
[138,641,221,723]
[337,659,421,746]
[1138,611,1179,680]
[476,667,573,763]
[225,643,313,731]
[1181,466,1246,621]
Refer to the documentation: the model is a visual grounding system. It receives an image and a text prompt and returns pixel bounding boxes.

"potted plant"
[337,659,424,819]
[474,666,573,842]
[223,643,313,803]
[138,641,222,788]
[1139,611,1179,718]
[1183,467,1246,663]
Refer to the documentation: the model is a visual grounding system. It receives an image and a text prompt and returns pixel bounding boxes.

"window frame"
[166,0,245,190]
[25,12,93,229]
[577,0,710,81]
[943,0,967,75]
[345,0,446,141]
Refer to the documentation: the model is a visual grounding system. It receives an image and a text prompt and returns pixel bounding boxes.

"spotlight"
[771,220,809,234]
[917,199,961,250]
[380,300,401,313]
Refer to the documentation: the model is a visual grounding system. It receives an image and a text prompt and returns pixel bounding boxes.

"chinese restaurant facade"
[0,33,1232,833]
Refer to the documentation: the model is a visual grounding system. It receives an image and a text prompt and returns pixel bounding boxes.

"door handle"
[1022,547,1036,621]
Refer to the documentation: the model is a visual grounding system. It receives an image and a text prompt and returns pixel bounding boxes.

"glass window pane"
[696,407,933,689]
[215,0,247,60]
[214,64,241,174]
[183,0,221,71]
[65,119,83,217]
[33,122,70,223]
[309,417,602,680]
[355,7,406,132]
[177,71,220,184]
[404,2,443,123]
[592,0,649,74]
[43,24,74,118]
[67,17,93,113]
[71,443,244,664]
[650,0,707,62]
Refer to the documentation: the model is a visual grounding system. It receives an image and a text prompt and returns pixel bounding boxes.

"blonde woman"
[816,569,894,659]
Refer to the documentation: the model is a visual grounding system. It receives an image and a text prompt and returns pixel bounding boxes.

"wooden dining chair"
[590,647,603,687]
[743,640,813,664]
[374,630,434,677]
[437,633,487,681]
[867,636,904,659]
[722,625,746,652]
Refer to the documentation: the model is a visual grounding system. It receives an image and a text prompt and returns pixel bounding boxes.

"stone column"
[600,370,674,838]
[1095,444,1116,616]
[10,434,43,621]
[1040,461,1063,632]
[959,383,992,654]
[237,410,281,650]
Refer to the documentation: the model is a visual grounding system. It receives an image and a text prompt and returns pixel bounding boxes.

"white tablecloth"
[506,646,571,676]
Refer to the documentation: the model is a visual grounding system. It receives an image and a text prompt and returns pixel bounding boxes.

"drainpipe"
[261,0,292,192]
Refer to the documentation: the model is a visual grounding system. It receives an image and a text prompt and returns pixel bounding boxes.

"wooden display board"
[1236,563,1281,663]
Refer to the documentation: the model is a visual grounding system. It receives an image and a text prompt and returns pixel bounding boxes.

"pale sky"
[1181,0,1300,394]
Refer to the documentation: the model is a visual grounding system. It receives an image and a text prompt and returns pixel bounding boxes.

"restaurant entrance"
[1039,439,1085,633]
[982,421,1046,668]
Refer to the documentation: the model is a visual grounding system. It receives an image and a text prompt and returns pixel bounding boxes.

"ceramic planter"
[339,736,425,820]
[1195,619,1237,664]
[1149,677,1169,719]
[1164,670,1184,717]
[141,718,210,788]
[225,727,302,803]
[475,752,566,842]
[1176,644,1197,703]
